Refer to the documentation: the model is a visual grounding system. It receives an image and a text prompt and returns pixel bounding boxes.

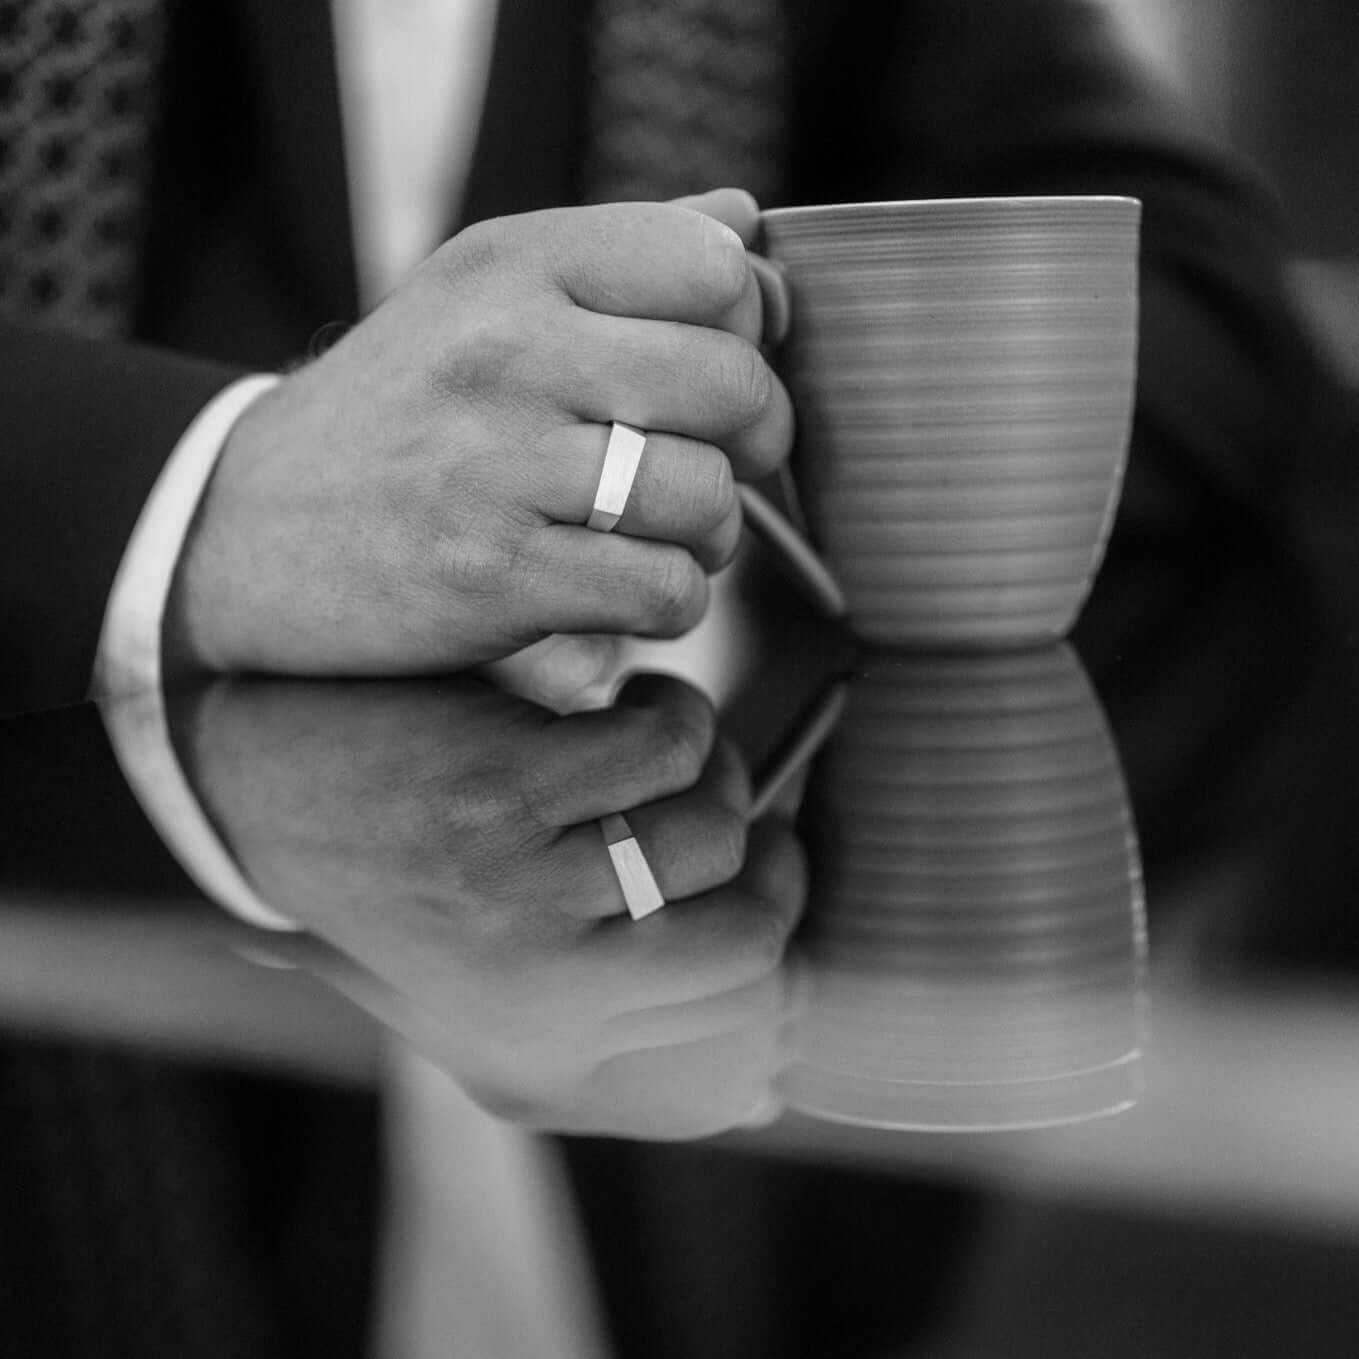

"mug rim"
[763,194,1141,223]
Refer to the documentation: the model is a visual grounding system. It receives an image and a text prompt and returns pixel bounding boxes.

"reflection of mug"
[762,196,1140,647]
[784,646,1146,1132]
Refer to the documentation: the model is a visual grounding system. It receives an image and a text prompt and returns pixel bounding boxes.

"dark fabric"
[0,700,199,897]
[0,0,356,713]
[3,0,1350,718]
[0,5,1353,1359]
[138,0,355,366]
[0,19,368,1357]
[0,1038,381,1359]
[564,1139,989,1359]
[0,1039,287,1359]
[778,0,1349,618]
[458,0,589,224]
[581,0,790,204]
[0,324,242,714]
[928,1199,1359,1359]
[0,0,169,338]
[0,701,386,1359]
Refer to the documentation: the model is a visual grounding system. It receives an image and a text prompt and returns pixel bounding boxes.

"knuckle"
[654,725,706,795]
[566,247,620,313]
[711,735,753,816]
[686,448,737,533]
[744,902,795,976]
[555,205,651,313]
[638,549,705,634]
[504,527,543,597]
[515,760,568,827]
[440,775,525,892]
[752,827,809,919]
[433,515,518,606]
[434,216,533,303]
[440,217,500,273]
[504,531,560,620]
[701,502,743,572]
[696,212,751,310]
[640,707,708,794]
[708,809,750,884]
[475,772,532,839]
[443,210,551,277]
[441,308,530,399]
[712,338,773,428]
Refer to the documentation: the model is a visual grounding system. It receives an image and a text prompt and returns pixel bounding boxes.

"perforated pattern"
[0,0,167,337]
[582,0,789,206]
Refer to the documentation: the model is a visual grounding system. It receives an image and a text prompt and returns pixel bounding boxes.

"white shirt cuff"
[94,374,299,932]
[92,374,281,700]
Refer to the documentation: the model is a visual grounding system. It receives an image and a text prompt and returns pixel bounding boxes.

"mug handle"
[749,676,848,819]
[738,482,846,621]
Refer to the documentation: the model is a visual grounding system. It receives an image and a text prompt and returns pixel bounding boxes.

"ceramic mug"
[761,196,1141,648]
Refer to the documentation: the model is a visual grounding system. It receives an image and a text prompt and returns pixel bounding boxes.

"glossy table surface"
[5,515,1359,1355]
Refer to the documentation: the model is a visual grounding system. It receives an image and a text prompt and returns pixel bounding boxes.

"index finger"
[667,193,791,345]
[545,201,755,327]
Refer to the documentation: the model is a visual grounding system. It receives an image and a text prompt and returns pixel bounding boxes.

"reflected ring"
[600,812,665,920]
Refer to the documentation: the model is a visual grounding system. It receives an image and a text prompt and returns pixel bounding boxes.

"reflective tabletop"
[5,516,1359,1358]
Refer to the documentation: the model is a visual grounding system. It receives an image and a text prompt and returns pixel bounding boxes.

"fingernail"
[536,635,616,695]
[749,253,791,347]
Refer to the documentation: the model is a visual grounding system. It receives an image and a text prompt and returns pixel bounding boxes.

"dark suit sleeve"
[794,0,1347,548]
[853,1,1354,671]
[788,1,1357,910]
[0,701,202,902]
[0,323,246,716]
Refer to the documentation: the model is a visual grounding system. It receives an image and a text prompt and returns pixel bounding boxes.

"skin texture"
[167,190,794,679]
[177,673,807,1136]
[156,191,801,1135]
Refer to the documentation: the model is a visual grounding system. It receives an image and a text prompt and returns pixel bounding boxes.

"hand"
[174,673,807,1136]
[290,821,805,1139]
[168,189,794,678]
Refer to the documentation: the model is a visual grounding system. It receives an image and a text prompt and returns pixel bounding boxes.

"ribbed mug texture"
[762,197,1141,646]
[784,647,1146,1131]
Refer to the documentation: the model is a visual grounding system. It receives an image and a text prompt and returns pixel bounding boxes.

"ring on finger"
[587,421,647,533]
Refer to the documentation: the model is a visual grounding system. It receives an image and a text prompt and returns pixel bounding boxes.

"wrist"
[162,377,284,677]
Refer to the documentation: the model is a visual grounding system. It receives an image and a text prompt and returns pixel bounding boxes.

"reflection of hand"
[168,189,793,677]
[297,819,804,1139]
[176,674,806,1136]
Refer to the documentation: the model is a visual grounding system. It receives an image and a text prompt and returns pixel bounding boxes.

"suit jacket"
[0,0,1346,719]
[1,11,1356,1357]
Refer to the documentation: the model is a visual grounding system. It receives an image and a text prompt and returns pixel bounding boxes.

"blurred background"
[888,9,1359,1354]
[3,6,1357,1358]
[1109,0,1359,384]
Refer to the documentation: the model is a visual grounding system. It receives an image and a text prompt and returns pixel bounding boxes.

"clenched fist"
[174,672,807,1136]
[168,189,793,677]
